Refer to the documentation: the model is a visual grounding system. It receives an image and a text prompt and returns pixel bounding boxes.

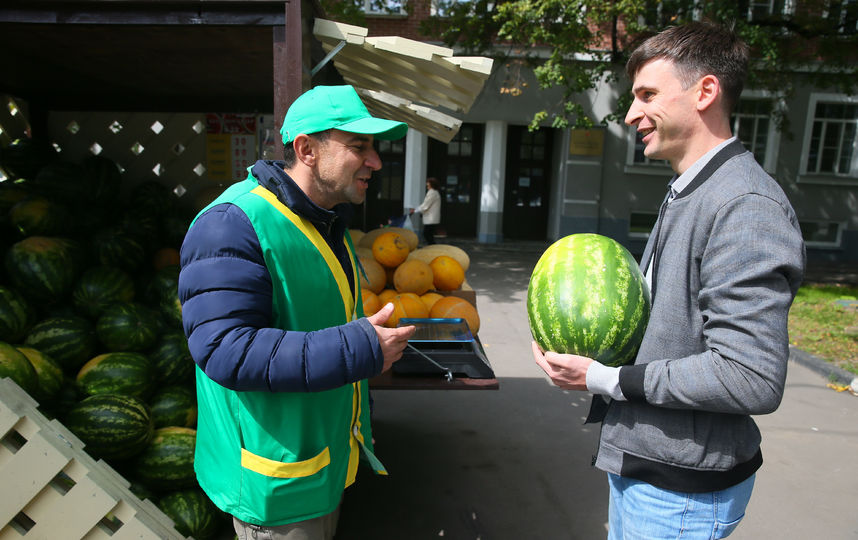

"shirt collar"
[669,137,737,197]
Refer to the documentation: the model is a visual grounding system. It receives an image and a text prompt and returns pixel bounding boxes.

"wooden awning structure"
[313,18,493,143]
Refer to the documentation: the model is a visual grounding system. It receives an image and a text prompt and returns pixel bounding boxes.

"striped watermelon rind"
[72,265,135,319]
[527,233,650,367]
[65,393,154,461]
[4,236,83,303]
[149,385,197,429]
[149,331,195,384]
[0,340,38,394]
[16,346,64,403]
[96,301,160,352]
[76,351,154,399]
[0,285,36,342]
[156,488,222,540]
[24,316,98,373]
[133,426,197,491]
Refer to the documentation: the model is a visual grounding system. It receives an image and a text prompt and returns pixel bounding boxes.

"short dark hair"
[626,21,749,115]
[426,177,440,190]
[282,129,331,169]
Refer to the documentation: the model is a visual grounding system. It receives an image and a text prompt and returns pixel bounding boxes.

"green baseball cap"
[280,85,408,144]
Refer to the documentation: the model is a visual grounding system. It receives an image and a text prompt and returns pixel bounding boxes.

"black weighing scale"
[393,318,495,380]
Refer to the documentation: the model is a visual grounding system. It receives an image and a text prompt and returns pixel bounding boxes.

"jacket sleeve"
[179,203,384,393]
[619,193,805,415]
[416,189,438,214]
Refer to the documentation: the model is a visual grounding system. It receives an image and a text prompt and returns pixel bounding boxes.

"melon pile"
[351,227,481,334]
[0,140,223,539]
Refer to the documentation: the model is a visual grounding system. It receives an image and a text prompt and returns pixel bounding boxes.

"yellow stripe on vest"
[250,185,355,321]
[240,447,331,478]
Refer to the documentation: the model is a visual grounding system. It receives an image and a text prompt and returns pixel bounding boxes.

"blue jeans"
[607,473,755,540]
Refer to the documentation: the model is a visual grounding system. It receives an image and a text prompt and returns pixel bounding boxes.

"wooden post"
[272,0,305,160]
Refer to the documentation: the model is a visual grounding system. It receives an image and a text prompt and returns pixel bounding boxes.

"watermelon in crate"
[149,331,195,384]
[24,315,98,373]
[0,285,36,342]
[82,154,122,207]
[96,301,160,352]
[65,393,154,461]
[150,384,197,429]
[72,265,135,319]
[8,196,71,237]
[76,351,155,399]
[156,488,223,540]
[0,340,38,394]
[132,426,197,491]
[4,236,83,303]
[92,229,146,272]
[16,345,64,404]
[527,233,650,367]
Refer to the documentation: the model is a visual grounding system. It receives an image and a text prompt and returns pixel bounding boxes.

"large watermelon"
[156,488,222,540]
[72,265,135,319]
[0,137,50,180]
[8,196,70,237]
[527,233,650,367]
[132,426,197,491]
[32,161,87,203]
[96,301,160,352]
[24,316,98,373]
[76,351,154,399]
[65,393,154,461]
[92,230,146,272]
[149,331,195,384]
[16,346,64,403]
[82,155,122,207]
[0,285,36,342]
[149,385,197,429]
[0,340,38,394]
[4,236,83,303]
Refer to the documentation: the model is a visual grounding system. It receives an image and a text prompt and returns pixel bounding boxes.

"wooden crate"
[0,378,188,540]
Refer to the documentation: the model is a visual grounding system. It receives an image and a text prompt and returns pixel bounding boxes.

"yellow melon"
[393,259,434,295]
[429,296,480,334]
[420,292,444,312]
[358,256,386,294]
[385,292,430,328]
[429,255,465,291]
[372,232,410,268]
[362,289,382,316]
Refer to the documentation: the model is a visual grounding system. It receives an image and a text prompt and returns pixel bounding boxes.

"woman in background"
[410,177,441,245]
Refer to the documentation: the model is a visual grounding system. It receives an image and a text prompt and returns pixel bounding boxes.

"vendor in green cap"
[179,85,416,539]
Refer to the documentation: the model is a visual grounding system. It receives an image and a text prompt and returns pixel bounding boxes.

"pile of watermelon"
[0,138,225,539]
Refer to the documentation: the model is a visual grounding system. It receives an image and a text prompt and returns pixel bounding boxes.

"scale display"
[394,318,494,379]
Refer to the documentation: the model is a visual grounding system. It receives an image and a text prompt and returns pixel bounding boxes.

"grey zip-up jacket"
[593,140,806,492]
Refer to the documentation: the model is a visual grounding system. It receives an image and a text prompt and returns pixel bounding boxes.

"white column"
[478,120,507,242]
[403,129,428,212]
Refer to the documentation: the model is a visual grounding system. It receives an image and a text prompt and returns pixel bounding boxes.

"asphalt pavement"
[334,240,858,540]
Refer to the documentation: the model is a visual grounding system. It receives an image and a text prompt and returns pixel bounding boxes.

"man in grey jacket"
[533,22,805,539]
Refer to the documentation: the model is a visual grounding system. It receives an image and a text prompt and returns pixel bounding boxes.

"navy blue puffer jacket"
[178,160,383,393]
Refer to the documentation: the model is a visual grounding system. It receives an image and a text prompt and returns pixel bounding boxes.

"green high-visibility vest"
[191,176,383,526]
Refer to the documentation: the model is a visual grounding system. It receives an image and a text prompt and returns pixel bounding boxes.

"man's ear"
[293,134,317,167]
[697,74,721,112]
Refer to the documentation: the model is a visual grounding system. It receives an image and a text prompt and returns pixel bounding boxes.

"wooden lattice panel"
[0,378,188,540]
[48,110,217,203]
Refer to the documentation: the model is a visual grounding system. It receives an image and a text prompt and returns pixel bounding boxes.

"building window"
[374,137,406,201]
[731,97,777,169]
[824,0,858,34]
[363,0,406,15]
[800,220,844,247]
[628,130,668,168]
[803,97,858,177]
[629,212,659,238]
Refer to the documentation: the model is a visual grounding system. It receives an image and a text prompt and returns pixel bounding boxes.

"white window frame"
[731,90,782,173]
[624,128,671,176]
[799,93,858,186]
[823,0,858,34]
[800,220,846,248]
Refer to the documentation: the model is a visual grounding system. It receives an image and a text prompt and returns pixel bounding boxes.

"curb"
[789,346,855,384]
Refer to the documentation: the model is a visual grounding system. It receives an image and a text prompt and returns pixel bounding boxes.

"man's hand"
[532,341,593,391]
[367,303,416,372]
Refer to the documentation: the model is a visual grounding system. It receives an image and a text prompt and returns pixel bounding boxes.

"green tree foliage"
[416,0,858,130]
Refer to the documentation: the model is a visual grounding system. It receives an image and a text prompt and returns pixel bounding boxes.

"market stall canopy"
[312,18,493,143]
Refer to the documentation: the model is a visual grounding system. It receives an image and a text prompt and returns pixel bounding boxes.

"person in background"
[532,22,805,539]
[410,176,441,245]
[179,85,416,540]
